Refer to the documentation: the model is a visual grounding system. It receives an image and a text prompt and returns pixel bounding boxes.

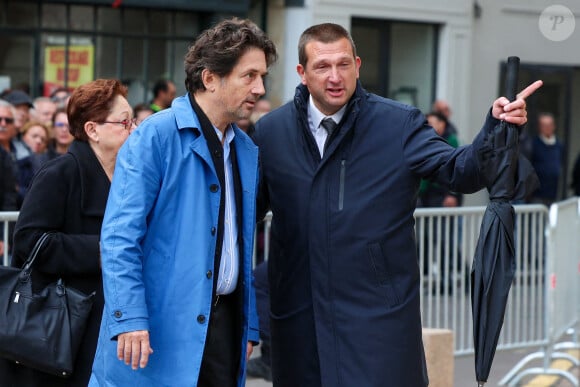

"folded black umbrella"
[471,56,539,386]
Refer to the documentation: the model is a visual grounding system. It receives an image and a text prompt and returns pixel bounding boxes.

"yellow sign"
[44,45,94,96]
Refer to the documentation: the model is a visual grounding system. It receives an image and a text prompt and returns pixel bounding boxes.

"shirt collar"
[214,124,236,145]
[539,134,557,146]
[308,95,347,130]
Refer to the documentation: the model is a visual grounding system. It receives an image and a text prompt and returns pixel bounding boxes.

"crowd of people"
[0,16,555,387]
[0,78,178,211]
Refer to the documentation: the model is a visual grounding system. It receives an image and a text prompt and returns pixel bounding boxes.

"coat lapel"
[232,127,258,200]
[313,85,363,174]
[190,133,217,178]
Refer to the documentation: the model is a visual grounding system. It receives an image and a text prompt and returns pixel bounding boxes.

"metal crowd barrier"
[0,211,19,266]
[4,198,577,378]
[415,204,550,355]
[499,198,580,386]
[258,204,555,356]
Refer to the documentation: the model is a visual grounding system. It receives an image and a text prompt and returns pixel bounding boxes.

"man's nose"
[329,67,341,82]
[253,77,266,96]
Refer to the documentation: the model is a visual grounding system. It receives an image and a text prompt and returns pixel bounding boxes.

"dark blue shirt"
[531,135,563,200]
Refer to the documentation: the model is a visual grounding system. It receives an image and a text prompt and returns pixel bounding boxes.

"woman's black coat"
[0,140,108,386]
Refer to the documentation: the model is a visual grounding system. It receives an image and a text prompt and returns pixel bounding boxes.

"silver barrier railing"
[258,204,552,356]
[499,198,580,386]
[0,211,19,266]
[415,204,550,355]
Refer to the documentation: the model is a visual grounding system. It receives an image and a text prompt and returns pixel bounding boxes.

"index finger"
[516,80,543,100]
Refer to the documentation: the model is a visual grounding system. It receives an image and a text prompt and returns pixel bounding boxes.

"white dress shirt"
[214,125,239,295]
[307,96,347,157]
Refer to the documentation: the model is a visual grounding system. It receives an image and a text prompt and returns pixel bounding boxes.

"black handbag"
[0,232,95,378]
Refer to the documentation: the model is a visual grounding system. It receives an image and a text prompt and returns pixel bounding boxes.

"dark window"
[351,18,439,113]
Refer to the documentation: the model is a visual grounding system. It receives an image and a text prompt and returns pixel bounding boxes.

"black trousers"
[197,294,240,387]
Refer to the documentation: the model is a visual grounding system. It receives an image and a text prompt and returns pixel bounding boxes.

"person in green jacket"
[418,111,464,294]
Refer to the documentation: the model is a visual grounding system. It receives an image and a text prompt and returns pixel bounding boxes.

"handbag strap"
[22,232,52,273]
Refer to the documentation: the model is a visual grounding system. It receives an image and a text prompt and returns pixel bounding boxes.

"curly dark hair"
[184,18,277,93]
[67,79,127,141]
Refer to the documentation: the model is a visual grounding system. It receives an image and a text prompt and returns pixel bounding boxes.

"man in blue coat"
[253,23,542,387]
[90,18,277,387]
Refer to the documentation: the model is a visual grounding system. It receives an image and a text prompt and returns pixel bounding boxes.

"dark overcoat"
[253,83,497,387]
[0,140,107,386]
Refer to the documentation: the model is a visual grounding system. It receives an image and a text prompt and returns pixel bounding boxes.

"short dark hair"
[67,79,127,141]
[426,111,448,126]
[152,79,173,98]
[50,87,70,99]
[538,112,555,121]
[298,23,357,67]
[184,18,277,93]
[133,103,154,115]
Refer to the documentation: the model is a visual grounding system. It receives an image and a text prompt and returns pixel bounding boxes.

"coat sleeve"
[12,160,100,275]
[100,124,165,339]
[402,107,499,194]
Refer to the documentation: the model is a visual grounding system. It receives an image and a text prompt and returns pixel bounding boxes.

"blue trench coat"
[90,95,260,387]
[253,83,497,387]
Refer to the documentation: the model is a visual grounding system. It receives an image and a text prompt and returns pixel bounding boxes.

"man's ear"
[297,64,306,85]
[201,69,217,92]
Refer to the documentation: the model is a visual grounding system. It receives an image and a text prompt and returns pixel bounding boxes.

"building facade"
[2,0,579,203]
[265,0,580,203]
[0,0,265,104]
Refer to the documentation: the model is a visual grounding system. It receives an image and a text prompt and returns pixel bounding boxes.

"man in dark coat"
[253,23,542,387]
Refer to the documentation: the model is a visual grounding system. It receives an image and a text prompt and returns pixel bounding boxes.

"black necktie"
[321,117,337,151]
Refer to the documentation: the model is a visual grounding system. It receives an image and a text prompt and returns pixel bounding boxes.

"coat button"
[206,270,212,279]
[213,149,222,158]
[209,184,219,193]
[211,227,216,235]
[197,314,206,324]
[114,310,122,318]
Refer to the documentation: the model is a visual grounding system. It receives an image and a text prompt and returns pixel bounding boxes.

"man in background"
[149,79,176,113]
[31,97,57,126]
[432,98,459,139]
[530,112,563,206]
[1,90,33,133]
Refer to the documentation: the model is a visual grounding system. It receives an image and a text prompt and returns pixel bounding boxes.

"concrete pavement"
[245,342,580,386]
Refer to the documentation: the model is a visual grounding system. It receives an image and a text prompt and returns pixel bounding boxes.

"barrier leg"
[498,351,546,385]
[507,367,578,387]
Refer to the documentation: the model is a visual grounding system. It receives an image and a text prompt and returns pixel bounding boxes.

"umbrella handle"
[504,56,520,102]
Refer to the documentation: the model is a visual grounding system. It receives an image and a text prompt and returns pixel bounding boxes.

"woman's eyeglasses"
[99,118,137,131]
[54,122,69,129]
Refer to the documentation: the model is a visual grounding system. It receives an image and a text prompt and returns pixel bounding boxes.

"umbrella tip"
[477,382,486,387]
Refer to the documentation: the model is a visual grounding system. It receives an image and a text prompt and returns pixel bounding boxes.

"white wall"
[467,1,580,204]
[470,1,580,135]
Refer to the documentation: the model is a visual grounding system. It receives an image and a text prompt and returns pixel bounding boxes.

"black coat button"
[210,184,219,193]
[114,310,122,318]
[211,227,216,235]
[206,270,212,279]
[213,149,222,158]
[197,314,206,324]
